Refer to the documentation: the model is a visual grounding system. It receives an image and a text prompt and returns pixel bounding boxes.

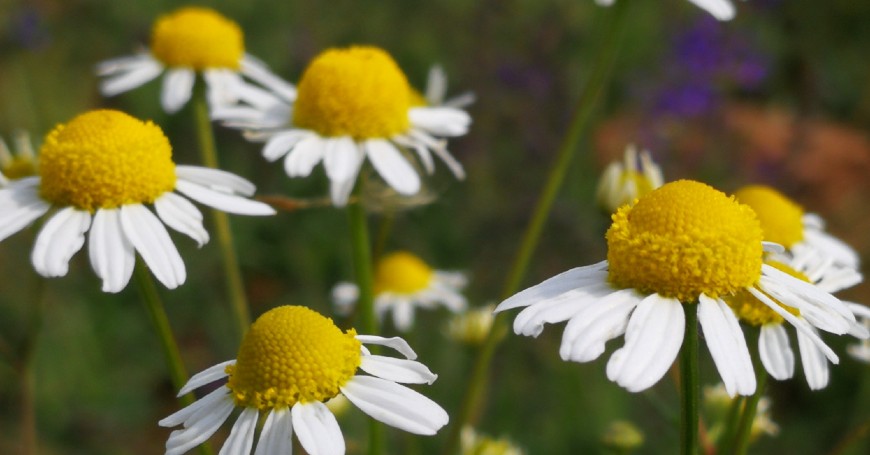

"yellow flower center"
[38,110,176,212]
[724,261,804,325]
[733,185,804,248]
[607,180,763,302]
[374,251,434,295]
[226,306,361,410]
[293,46,412,139]
[409,88,428,107]
[150,7,244,70]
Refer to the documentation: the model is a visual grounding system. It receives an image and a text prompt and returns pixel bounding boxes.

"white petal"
[802,228,861,269]
[606,294,685,392]
[204,69,243,109]
[393,135,434,174]
[687,0,736,21]
[513,291,596,338]
[408,129,465,179]
[218,407,258,455]
[390,301,416,332]
[175,165,257,196]
[356,335,417,359]
[154,193,210,247]
[164,394,235,455]
[283,135,327,177]
[291,401,344,455]
[162,68,196,114]
[495,261,609,312]
[177,360,234,397]
[263,131,311,163]
[559,288,640,363]
[762,242,785,254]
[697,295,755,396]
[160,386,232,428]
[330,174,360,207]
[175,180,275,216]
[255,408,293,455]
[31,207,91,278]
[365,139,420,195]
[359,355,438,384]
[323,136,361,182]
[759,324,794,380]
[759,266,854,333]
[797,326,830,390]
[0,180,51,242]
[408,107,471,137]
[88,209,135,293]
[99,58,164,97]
[119,204,186,289]
[240,54,297,102]
[425,65,447,105]
[340,376,448,435]
[95,53,154,75]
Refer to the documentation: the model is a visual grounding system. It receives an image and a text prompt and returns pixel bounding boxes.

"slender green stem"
[192,87,251,339]
[826,419,870,455]
[17,242,46,455]
[733,343,767,455]
[347,184,382,455]
[680,304,700,455]
[717,395,746,453]
[441,3,630,453]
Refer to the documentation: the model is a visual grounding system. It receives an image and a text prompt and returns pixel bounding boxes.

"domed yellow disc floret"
[38,110,176,212]
[733,185,804,248]
[723,261,804,325]
[607,180,764,302]
[374,251,434,295]
[293,46,412,139]
[226,306,361,410]
[150,7,244,70]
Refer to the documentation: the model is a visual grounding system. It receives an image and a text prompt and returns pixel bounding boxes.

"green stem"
[441,3,630,453]
[732,344,767,455]
[192,88,251,339]
[17,242,46,455]
[347,184,382,455]
[680,304,700,455]
[717,395,746,453]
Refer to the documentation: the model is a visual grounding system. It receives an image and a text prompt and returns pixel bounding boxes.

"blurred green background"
[1,0,869,453]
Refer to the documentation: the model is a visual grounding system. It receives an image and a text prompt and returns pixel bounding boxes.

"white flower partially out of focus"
[595,145,663,214]
[0,131,38,186]
[594,0,737,21]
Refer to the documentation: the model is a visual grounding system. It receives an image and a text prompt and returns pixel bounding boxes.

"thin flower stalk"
[681,303,700,455]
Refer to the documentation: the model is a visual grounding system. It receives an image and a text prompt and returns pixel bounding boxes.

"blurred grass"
[1,0,869,453]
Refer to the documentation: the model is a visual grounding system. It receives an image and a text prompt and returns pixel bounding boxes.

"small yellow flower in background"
[594,0,736,21]
[595,144,663,213]
[600,420,644,453]
[333,251,467,332]
[161,305,448,455]
[213,45,471,206]
[461,426,525,455]
[0,131,38,186]
[703,383,779,444]
[446,304,497,345]
[0,110,274,292]
[97,6,293,114]
[496,180,861,395]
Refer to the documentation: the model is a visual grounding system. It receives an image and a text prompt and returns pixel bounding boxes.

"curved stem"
[681,304,700,455]
[441,3,630,453]
[192,87,251,339]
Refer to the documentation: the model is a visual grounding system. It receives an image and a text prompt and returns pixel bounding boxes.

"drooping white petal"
[154,193,209,247]
[340,375,448,435]
[291,401,344,455]
[762,242,785,254]
[408,129,466,179]
[796,326,830,390]
[802,227,860,269]
[119,204,186,289]
[164,394,235,455]
[88,209,135,293]
[95,53,154,75]
[357,335,417,359]
[31,207,91,278]
[425,65,447,105]
[686,0,736,21]
[255,408,293,455]
[161,68,196,113]
[218,407,258,455]
[175,180,275,216]
[606,294,685,392]
[697,295,756,396]
[559,288,641,363]
[513,288,604,338]
[262,131,312,163]
[99,58,164,97]
[759,324,794,380]
[0,179,51,242]
[495,261,609,312]
[359,355,438,384]
[160,386,232,428]
[365,139,421,195]
[175,165,257,196]
[390,300,416,332]
[394,134,435,174]
[204,69,244,109]
[283,135,328,177]
[323,136,362,182]
[177,360,234,397]
[408,107,471,137]
[240,54,297,102]
[759,265,854,333]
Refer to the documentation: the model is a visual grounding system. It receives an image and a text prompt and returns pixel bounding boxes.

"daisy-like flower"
[160,305,448,455]
[495,180,860,396]
[97,6,294,114]
[0,131,38,186]
[594,0,736,21]
[214,45,471,206]
[333,251,467,332]
[595,144,664,213]
[0,110,274,293]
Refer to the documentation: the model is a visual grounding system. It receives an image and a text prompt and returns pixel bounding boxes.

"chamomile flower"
[97,6,293,114]
[495,180,860,396]
[0,110,274,293]
[594,0,736,21]
[160,305,448,455]
[595,144,664,213]
[333,251,467,332]
[214,45,471,206]
[0,131,38,186]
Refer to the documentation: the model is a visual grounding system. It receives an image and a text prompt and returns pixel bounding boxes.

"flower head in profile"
[333,251,467,332]
[595,145,663,213]
[0,131,38,186]
[495,180,860,396]
[161,305,448,455]
[0,110,274,292]
[97,6,293,114]
[446,304,497,345]
[594,0,736,21]
[461,426,525,455]
[214,45,471,206]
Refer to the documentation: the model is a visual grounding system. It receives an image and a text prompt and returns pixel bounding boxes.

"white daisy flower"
[213,45,471,206]
[0,110,274,293]
[96,6,294,114]
[0,130,38,186]
[160,305,448,455]
[495,180,861,396]
[594,0,736,21]
[595,144,664,213]
[333,251,467,332]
